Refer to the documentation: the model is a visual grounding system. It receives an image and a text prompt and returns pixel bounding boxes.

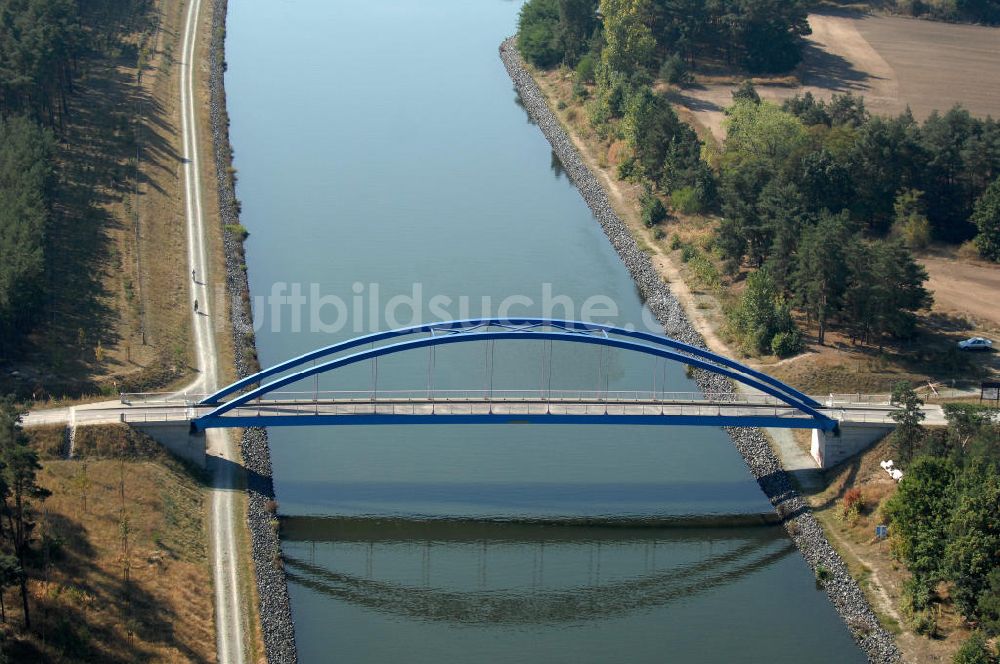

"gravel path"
[500,37,901,664]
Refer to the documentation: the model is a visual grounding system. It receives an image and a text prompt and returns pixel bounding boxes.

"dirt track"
[675,11,1000,141]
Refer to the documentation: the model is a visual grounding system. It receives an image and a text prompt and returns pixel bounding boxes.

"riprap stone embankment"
[208,1,298,661]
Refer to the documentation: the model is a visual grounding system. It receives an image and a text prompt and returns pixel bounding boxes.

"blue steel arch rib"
[196,320,834,431]
[201,318,819,408]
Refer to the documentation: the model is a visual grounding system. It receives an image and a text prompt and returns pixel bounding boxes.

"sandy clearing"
[920,256,1000,328]
[676,11,1000,141]
[856,15,1000,121]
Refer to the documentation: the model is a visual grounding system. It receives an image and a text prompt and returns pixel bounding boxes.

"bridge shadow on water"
[280,516,797,626]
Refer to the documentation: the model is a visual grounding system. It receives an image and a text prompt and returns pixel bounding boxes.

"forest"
[519,0,811,75]
[0,0,148,356]
[518,0,1000,357]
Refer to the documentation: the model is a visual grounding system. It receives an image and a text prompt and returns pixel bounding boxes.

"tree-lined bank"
[518,0,1000,365]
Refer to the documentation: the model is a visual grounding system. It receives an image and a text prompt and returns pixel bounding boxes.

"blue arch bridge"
[145,318,838,434]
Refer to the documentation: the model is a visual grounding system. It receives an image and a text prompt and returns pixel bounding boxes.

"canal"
[225,0,865,661]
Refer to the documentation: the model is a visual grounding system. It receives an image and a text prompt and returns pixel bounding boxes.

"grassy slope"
[8,425,215,663]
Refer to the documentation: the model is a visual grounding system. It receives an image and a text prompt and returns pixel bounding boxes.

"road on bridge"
[24,393,949,429]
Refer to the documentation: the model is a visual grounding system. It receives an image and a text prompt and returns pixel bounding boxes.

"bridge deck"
[23,391,921,430]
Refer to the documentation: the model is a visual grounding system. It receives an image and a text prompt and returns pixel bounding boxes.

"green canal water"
[224,0,865,661]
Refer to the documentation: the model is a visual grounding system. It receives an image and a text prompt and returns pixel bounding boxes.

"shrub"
[225,223,249,240]
[842,487,866,513]
[953,632,994,664]
[893,213,931,250]
[688,252,722,293]
[617,155,639,180]
[840,487,866,524]
[653,227,665,240]
[640,191,668,227]
[671,186,705,214]
[680,243,697,263]
[575,53,596,84]
[658,53,693,86]
[902,575,936,613]
[770,330,802,358]
[842,504,861,525]
[669,233,683,250]
[588,97,613,132]
[911,609,938,637]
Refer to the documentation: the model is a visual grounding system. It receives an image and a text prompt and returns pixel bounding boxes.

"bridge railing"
[215,401,814,419]
[121,389,794,406]
[120,391,210,405]
[119,408,198,424]
[826,409,898,425]
[234,390,781,404]
[242,389,787,404]
[116,401,899,424]
[820,393,893,407]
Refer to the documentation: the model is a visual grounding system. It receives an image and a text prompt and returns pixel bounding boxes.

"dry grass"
[6,426,214,663]
[74,425,175,460]
[28,425,69,460]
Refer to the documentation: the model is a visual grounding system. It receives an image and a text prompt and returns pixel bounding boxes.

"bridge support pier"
[131,422,206,468]
[811,423,894,469]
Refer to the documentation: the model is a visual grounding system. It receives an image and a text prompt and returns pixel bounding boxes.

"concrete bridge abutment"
[811,423,894,469]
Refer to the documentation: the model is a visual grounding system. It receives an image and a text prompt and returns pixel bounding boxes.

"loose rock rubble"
[209,1,297,661]
[500,37,901,663]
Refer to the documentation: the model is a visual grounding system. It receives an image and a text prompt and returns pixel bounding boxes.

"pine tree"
[792,211,854,345]
[972,176,1000,261]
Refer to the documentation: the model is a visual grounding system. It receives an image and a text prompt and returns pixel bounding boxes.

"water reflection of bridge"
[282,518,796,625]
